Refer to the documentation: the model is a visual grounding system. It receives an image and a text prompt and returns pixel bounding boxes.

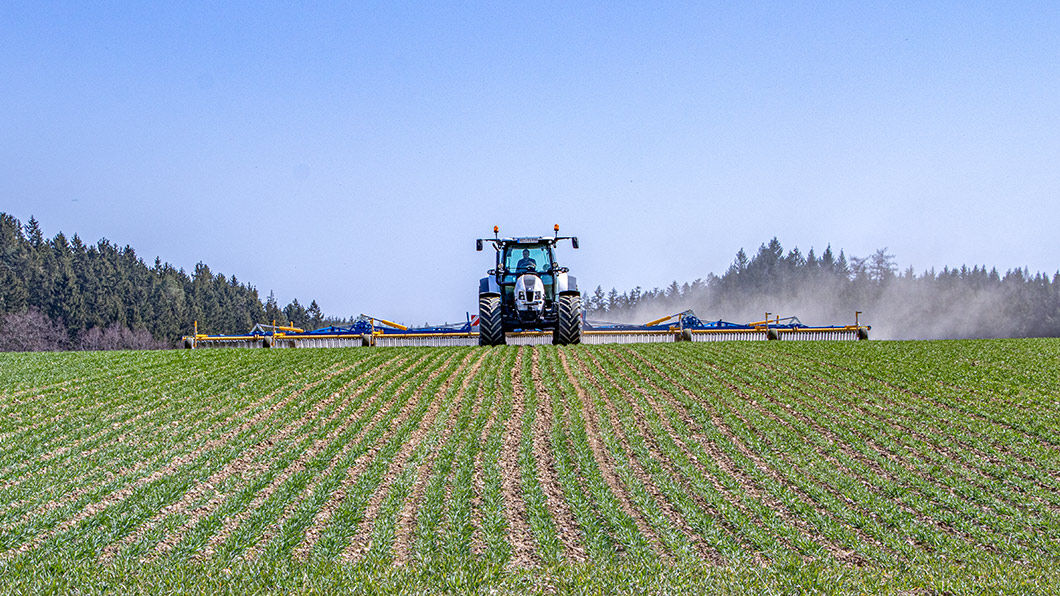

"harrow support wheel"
[553,293,582,345]
[478,295,505,346]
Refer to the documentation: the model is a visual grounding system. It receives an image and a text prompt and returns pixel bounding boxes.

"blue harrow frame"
[184,310,870,348]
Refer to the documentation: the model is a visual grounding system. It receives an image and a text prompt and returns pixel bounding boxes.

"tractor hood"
[514,274,545,312]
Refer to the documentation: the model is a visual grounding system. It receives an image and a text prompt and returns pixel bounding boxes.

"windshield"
[503,244,552,274]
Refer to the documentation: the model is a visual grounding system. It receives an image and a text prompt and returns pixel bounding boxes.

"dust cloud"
[587,255,1058,340]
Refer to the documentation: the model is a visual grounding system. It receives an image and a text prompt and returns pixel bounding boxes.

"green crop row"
[1,339,1058,594]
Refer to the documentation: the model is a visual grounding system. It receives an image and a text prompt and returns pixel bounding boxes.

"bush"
[78,324,169,351]
[0,308,69,352]
[0,309,170,352]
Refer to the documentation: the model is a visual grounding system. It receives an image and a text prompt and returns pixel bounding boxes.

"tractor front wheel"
[478,295,505,346]
[553,294,582,345]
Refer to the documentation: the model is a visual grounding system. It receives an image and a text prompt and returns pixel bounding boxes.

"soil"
[528,349,586,562]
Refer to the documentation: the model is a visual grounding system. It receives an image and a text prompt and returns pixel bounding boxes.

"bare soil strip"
[603,348,814,560]
[628,349,894,563]
[292,352,449,560]
[195,359,405,562]
[4,374,287,542]
[727,370,979,554]
[340,351,477,562]
[554,348,667,560]
[3,378,76,401]
[4,375,241,516]
[108,357,400,563]
[4,364,291,531]
[686,358,906,561]
[391,351,487,565]
[1,368,186,477]
[33,361,332,514]
[27,370,204,462]
[799,355,1060,451]
[1,368,141,417]
[437,365,495,559]
[543,352,635,558]
[2,361,357,560]
[791,362,1060,509]
[756,355,1060,536]
[3,352,168,405]
[469,355,504,556]
[528,349,586,562]
[1,378,215,520]
[0,361,267,517]
[754,363,1035,537]
[495,349,536,567]
[241,357,431,562]
[571,350,715,563]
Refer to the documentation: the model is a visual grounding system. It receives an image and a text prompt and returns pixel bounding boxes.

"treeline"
[5,212,1057,348]
[586,238,1060,339]
[0,213,339,350]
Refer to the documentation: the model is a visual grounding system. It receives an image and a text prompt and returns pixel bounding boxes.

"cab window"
[504,245,552,274]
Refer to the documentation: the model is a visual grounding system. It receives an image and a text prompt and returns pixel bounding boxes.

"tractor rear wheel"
[553,294,582,345]
[478,295,505,346]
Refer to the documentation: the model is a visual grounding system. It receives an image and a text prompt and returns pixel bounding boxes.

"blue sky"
[3,2,1059,325]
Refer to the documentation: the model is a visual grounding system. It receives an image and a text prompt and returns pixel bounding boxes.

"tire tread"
[478,295,505,346]
[553,294,582,345]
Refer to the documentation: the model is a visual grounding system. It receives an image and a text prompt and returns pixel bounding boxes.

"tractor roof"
[503,237,554,245]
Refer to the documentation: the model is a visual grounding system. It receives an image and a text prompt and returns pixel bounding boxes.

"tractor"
[476,225,582,346]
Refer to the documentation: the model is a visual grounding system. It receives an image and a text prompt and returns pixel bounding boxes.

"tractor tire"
[182,337,194,349]
[767,328,780,341]
[478,295,505,346]
[263,335,273,348]
[553,294,583,345]
[857,327,870,341]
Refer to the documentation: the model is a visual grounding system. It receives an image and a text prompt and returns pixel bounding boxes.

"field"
[1,340,1059,594]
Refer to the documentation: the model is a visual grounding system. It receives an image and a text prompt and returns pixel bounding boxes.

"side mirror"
[571,237,579,249]
[476,239,483,251]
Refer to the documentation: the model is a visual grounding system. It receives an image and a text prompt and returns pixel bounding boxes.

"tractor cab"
[499,242,556,305]
[502,243,553,276]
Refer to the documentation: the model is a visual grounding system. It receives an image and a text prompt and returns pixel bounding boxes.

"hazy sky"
[3,2,1059,325]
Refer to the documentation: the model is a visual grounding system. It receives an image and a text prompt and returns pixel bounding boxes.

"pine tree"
[264,291,285,325]
[307,300,324,330]
[48,233,85,335]
[606,288,620,314]
[666,281,681,300]
[284,299,308,330]
[0,214,28,313]
[590,285,606,314]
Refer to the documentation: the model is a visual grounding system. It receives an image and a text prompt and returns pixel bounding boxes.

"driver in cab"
[516,249,537,272]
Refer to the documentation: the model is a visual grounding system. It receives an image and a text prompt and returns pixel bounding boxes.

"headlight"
[518,291,525,300]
